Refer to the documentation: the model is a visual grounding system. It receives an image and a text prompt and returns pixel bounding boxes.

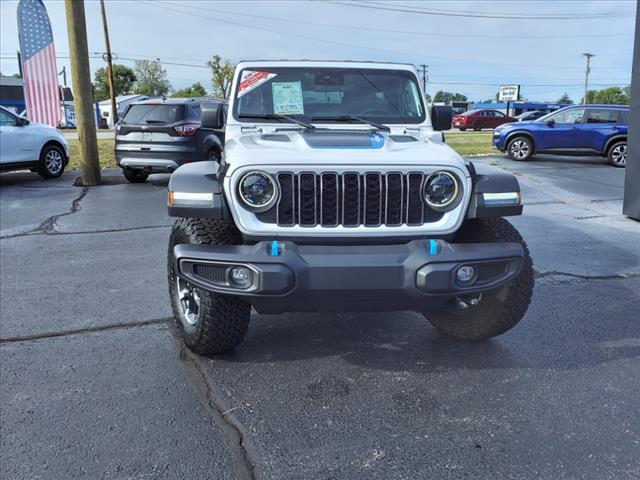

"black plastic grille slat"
[320,173,339,226]
[193,264,226,284]
[256,171,445,227]
[364,173,382,226]
[277,173,295,226]
[298,173,317,226]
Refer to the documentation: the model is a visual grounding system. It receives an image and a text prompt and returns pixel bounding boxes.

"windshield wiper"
[310,115,390,132]
[144,119,165,124]
[238,113,315,129]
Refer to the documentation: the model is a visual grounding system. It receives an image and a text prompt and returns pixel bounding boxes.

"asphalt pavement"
[1,154,638,479]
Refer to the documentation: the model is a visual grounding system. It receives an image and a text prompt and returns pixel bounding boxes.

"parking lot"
[1,154,639,479]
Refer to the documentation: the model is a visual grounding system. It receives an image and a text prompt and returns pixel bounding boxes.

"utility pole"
[59,66,67,85]
[64,0,101,185]
[582,53,595,104]
[419,64,429,93]
[99,0,118,126]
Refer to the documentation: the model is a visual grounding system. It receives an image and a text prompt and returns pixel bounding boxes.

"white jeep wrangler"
[166,61,533,355]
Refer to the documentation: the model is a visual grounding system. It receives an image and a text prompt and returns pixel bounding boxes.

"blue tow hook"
[428,239,440,256]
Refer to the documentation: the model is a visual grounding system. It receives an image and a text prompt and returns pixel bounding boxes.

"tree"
[207,55,235,99]
[92,64,136,101]
[433,91,467,103]
[583,86,629,105]
[133,60,171,97]
[171,82,207,98]
[557,92,573,105]
[424,92,432,103]
[623,85,631,100]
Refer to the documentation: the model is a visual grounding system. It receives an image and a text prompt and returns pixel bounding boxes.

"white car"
[0,106,69,178]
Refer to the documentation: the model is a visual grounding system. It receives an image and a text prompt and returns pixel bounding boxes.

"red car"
[452,109,516,131]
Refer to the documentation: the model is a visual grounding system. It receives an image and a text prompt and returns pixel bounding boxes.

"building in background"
[470,101,570,116]
[0,75,74,127]
[98,94,154,128]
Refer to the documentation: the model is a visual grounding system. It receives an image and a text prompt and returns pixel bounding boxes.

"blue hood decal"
[302,131,385,149]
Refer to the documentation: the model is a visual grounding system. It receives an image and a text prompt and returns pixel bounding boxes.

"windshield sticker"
[272,81,304,115]
[238,71,277,98]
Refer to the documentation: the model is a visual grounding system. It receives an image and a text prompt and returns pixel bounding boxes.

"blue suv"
[493,105,629,167]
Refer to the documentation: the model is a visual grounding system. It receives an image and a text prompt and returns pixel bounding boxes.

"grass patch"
[446,131,495,156]
[68,138,117,170]
[66,131,496,168]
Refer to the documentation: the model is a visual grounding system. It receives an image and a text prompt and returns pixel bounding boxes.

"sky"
[0,0,637,103]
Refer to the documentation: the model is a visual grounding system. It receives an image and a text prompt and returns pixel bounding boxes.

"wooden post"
[623,5,639,219]
[64,0,100,185]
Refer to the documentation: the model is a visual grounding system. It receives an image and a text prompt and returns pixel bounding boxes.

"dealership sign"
[499,85,520,102]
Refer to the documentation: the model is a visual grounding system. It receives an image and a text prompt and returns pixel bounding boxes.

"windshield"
[233,67,426,125]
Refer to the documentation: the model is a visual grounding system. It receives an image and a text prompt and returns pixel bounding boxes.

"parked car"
[115,98,227,183]
[165,60,533,355]
[515,110,547,122]
[0,105,69,178]
[493,104,629,167]
[452,109,516,131]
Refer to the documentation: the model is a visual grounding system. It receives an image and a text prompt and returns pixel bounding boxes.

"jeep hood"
[224,129,466,172]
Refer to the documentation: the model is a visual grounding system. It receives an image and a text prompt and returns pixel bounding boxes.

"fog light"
[456,265,476,285]
[229,266,252,288]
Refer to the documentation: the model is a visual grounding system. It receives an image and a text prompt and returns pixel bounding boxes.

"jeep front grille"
[257,172,444,227]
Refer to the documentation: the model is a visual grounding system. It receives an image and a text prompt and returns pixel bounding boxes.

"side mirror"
[430,105,453,131]
[201,103,225,129]
[544,119,555,127]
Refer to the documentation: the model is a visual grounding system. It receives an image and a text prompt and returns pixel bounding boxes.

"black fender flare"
[465,162,523,218]
[201,134,223,158]
[504,131,536,153]
[603,134,627,155]
[167,161,232,219]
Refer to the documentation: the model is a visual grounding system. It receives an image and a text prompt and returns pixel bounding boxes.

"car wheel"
[423,218,534,340]
[168,218,251,355]
[607,141,627,168]
[507,136,533,161]
[458,127,467,131]
[122,167,149,183]
[37,144,65,178]
[207,148,221,163]
[473,122,482,131]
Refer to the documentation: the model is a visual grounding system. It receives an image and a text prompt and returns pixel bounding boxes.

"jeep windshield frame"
[232,67,426,126]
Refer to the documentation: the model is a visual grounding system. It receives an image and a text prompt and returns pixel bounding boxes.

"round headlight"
[424,171,460,211]
[237,171,278,211]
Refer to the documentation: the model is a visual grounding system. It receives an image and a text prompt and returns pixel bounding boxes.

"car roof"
[236,59,417,71]
[131,97,226,106]
[567,104,629,109]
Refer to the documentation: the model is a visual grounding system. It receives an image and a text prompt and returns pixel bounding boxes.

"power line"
[326,0,634,20]
[158,1,634,39]
[142,1,591,71]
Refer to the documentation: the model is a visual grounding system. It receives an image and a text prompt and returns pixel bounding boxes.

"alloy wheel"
[610,144,627,166]
[46,149,63,175]
[509,140,530,160]
[176,277,201,327]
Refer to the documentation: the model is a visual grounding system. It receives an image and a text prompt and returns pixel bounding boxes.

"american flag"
[17,0,61,127]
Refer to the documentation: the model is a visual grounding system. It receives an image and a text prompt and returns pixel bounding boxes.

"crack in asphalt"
[179,346,259,480]
[0,317,170,344]
[0,186,89,239]
[534,270,640,281]
[0,224,172,239]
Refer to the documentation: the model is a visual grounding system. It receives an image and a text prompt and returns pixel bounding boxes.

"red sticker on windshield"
[238,71,277,97]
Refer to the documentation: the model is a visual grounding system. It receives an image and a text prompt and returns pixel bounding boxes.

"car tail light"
[174,123,201,137]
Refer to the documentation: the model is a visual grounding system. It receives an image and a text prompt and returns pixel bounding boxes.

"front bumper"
[172,239,524,314]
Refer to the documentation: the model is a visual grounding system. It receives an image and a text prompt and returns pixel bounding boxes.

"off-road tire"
[37,144,66,178]
[168,217,251,355]
[122,167,149,183]
[507,136,534,161]
[606,140,627,168]
[473,122,483,131]
[424,218,534,340]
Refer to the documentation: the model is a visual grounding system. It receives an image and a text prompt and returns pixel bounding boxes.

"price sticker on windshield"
[272,81,304,115]
[238,71,277,97]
